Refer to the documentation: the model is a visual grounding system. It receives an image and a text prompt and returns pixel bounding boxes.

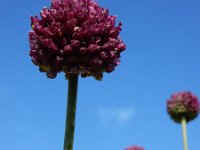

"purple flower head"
[167,92,200,123]
[125,145,145,150]
[29,0,126,80]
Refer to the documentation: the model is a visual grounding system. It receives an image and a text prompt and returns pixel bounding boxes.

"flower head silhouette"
[125,145,145,150]
[167,91,200,123]
[29,0,126,80]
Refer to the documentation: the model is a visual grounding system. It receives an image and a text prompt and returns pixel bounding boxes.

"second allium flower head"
[167,92,200,123]
[29,0,126,80]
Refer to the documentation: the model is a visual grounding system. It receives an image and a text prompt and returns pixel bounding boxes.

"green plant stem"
[63,74,78,150]
[181,117,188,150]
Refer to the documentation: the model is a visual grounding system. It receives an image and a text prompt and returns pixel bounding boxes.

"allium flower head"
[29,0,126,80]
[167,92,200,123]
[125,145,144,150]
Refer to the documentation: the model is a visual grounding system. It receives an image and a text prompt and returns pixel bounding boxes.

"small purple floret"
[167,92,200,123]
[29,0,126,80]
[125,145,145,150]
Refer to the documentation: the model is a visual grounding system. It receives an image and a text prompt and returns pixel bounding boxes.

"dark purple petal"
[63,45,73,54]
[55,56,63,65]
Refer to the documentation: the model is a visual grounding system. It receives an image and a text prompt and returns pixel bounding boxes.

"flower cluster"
[167,92,200,123]
[125,145,145,150]
[29,0,126,80]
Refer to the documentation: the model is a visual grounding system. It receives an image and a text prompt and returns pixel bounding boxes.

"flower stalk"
[28,1,126,150]
[181,117,188,150]
[166,92,200,150]
[64,74,79,150]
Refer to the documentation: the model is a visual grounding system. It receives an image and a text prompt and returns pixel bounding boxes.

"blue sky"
[0,0,200,150]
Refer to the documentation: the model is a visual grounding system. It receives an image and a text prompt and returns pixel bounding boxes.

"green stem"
[63,74,79,150]
[181,117,188,150]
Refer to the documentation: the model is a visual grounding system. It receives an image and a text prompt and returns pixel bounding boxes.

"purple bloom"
[125,145,145,150]
[29,0,126,80]
[167,92,200,123]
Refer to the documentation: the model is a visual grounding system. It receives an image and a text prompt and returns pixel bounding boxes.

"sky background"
[0,0,200,150]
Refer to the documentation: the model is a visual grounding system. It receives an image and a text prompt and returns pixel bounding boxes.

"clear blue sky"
[0,0,200,150]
